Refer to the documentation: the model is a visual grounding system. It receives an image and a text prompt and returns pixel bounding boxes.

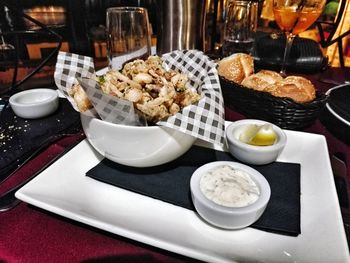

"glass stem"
[280,32,295,77]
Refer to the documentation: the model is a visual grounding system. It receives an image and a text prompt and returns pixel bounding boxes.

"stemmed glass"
[273,0,326,76]
[106,7,152,71]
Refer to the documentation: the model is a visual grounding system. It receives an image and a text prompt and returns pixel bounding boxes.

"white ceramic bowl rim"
[191,161,271,214]
[225,119,287,152]
[9,88,58,107]
[90,114,173,130]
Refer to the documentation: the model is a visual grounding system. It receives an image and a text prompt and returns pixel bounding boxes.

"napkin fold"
[87,145,301,236]
[0,98,82,181]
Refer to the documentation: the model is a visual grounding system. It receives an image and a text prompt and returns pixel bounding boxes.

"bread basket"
[220,76,328,130]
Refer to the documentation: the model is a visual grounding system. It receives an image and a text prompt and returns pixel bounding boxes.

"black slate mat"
[0,98,81,181]
[87,145,301,236]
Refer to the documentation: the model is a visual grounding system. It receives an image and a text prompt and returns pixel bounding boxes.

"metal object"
[156,0,207,55]
[331,152,349,208]
[331,152,350,246]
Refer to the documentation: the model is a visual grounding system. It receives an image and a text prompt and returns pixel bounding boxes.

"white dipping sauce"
[199,165,260,207]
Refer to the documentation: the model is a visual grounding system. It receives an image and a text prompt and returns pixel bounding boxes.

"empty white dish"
[9,88,59,119]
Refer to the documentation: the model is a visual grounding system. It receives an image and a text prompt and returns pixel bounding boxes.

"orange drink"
[272,0,325,75]
[274,6,323,35]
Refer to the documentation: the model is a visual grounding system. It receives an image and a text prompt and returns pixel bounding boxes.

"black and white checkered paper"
[54,50,225,146]
[77,77,146,126]
[54,52,95,113]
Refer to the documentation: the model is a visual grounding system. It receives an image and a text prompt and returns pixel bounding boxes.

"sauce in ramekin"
[199,165,260,207]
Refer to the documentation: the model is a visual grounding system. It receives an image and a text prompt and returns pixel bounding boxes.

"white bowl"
[9,88,59,119]
[81,114,196,167]
[225,119,287,165]
[190,161,271,229]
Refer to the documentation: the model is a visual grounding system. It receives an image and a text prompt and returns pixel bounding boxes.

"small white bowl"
[190,161,271,229]
[225,119,287,165]
[9,89,59,119]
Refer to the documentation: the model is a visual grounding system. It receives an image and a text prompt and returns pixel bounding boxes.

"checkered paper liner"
[76,77,146,126]
[54,52,95,113]
[54,50,225,146]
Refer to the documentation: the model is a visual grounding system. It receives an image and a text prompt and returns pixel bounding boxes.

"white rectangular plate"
[16,130,350,263]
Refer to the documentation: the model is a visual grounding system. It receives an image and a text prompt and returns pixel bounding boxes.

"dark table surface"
[0,66,349,263]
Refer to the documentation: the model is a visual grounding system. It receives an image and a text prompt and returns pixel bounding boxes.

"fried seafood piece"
[145,55,163,69]
[171,73,188,91]
[124,87,143,102]
[68,83,92,112]
[174,89,201,107]
[100,70,142,99]
[135,72,200,122]
[133,73,153,85]
[122,56,164,79]
[121,59,149,78]
[136,98,171,122]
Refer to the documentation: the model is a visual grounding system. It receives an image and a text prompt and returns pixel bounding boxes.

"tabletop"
[0,66,349,262]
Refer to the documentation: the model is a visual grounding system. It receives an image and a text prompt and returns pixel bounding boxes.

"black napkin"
[0,97,82,181]
[87,145,301,236]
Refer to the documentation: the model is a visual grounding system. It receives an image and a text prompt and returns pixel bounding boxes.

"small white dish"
[190,161,271,229]
[9,88,59,119]
[225,119,287,165]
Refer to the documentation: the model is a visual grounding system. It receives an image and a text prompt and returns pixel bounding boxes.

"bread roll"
[217,53,254,84]
[241,70,283,91]
[265,76,316,103]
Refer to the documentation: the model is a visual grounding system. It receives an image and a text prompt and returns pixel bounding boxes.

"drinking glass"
[273,0,326,76]
[106,7,151,70]
[222,0,258,56]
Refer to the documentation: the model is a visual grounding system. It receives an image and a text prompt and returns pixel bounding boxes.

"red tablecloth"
[0,67,349,262]
[0,134,191,263]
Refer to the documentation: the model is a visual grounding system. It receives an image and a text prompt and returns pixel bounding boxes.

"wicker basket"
[220,76,328,130]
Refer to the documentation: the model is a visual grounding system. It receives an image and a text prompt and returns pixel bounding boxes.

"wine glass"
[106,7,152,70]
[273,0,326,76]
[222,0,258,56]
